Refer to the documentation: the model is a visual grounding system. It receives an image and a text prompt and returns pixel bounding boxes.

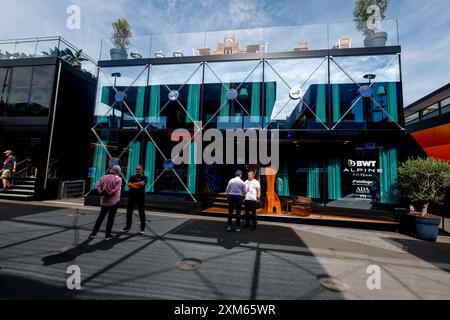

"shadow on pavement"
[384,237,450,272]
[0,273,68,300]
[172,219,308,250]
[41,234,138,266]
[0,203,61,221]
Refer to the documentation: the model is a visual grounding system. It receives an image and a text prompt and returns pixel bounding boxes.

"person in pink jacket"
[89,165,123,240]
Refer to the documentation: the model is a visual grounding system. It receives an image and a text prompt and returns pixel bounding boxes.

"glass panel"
[151,32,205,58]
[330,54,401,129]
[264,58,328,129]
[14,40,38,58]
[148,63,203,130]
[441,97,450,108]
[149,133,190,194]
[127,35,151,60]
[0,41,16,60]
[100,38,114,61]
[100,35,151,61]
[405,112,419,124]
[94,65,148,129]
[28,65,55,116]
[421,103,439,120]
[264,24,328,53]
[0,68,11,115]
[6,67,33,116]
[330,143,397,206]
[328,19,398,49]
[205,28,264,56]
[35,39,60,58]
[203,60,263,129]
[441,97,450,114]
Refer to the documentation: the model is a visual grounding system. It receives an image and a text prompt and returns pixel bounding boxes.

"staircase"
[202,192,244,214]
[0,176,36,201]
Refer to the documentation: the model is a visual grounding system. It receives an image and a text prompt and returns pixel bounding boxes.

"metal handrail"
[0,35,97,66]
[11,159,32,184]
[12,158,31,177]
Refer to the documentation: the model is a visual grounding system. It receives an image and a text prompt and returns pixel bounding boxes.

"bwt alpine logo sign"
[344,159,382,176]
[348,159,377,168]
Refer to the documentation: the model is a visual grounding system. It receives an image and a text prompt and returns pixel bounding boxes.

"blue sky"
[0,0,448,106]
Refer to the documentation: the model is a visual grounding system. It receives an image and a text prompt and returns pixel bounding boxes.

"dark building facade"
[87,26,405,221]
[0,37,97,200]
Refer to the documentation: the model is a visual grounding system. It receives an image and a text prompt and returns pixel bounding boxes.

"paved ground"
[1,200,450,300]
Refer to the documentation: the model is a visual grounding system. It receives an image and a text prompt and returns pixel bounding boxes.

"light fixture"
[173,50,184,58]
[363,74,376,82]
[239,88,249,100]
[154,51,165,58]
[376,86,387,97]
[130,52,143,59]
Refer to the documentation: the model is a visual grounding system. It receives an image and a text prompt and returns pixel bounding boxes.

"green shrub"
[398,157,450,215]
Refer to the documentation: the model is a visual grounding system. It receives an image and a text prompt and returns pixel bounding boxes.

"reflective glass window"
[330,54,401,130]
[441,97,450,114]
[28,65,55,116]
[421,103,439,120]
[0,68,11,115]
[405,112,419,124]
[264,58,328,129]
[6,66,32,116]
[204,60,263,129]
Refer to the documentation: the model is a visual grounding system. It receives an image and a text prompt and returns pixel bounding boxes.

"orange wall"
[411,123,450,162]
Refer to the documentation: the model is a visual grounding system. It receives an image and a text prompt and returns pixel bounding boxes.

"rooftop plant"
[353,0,390,37]
[111,18,132,50]
[42,47,88,68]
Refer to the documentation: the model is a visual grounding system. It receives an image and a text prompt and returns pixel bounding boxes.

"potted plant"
[42,47,87,69]
[398,157,450,242]
[353,0,390,47]
[110,18,132,60]
[62,48,88,69]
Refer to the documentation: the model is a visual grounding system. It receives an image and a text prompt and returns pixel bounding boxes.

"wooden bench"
[293,196,313,215]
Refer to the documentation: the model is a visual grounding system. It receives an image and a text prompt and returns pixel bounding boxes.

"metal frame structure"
[92,45,405,203]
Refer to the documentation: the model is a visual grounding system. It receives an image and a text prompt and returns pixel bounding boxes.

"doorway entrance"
[0,127,46,177]
[202,164,260,194]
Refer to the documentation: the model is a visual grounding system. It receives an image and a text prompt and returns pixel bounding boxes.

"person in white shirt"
[225,170,246,232]
[244,170,261,230]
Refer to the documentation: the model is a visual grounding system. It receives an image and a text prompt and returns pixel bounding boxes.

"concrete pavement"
[0,200,449,300]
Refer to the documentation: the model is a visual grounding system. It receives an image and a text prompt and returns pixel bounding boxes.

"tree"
[353,0,390,37]
[398,157,450,215]
[111,18,132,50]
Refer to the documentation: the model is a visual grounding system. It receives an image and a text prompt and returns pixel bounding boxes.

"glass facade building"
[88,25,405,219]
[0,37,97,200]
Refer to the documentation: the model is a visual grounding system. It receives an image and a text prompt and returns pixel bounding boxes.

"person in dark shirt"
[121,165,148,234]
[1,150,17,191]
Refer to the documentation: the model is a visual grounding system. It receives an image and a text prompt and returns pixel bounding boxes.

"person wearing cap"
[225,170,246,232]
[89,165,123,240]
[0,150,16,191]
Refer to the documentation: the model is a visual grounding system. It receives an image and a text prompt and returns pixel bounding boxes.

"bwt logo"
[348,160,377,168]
